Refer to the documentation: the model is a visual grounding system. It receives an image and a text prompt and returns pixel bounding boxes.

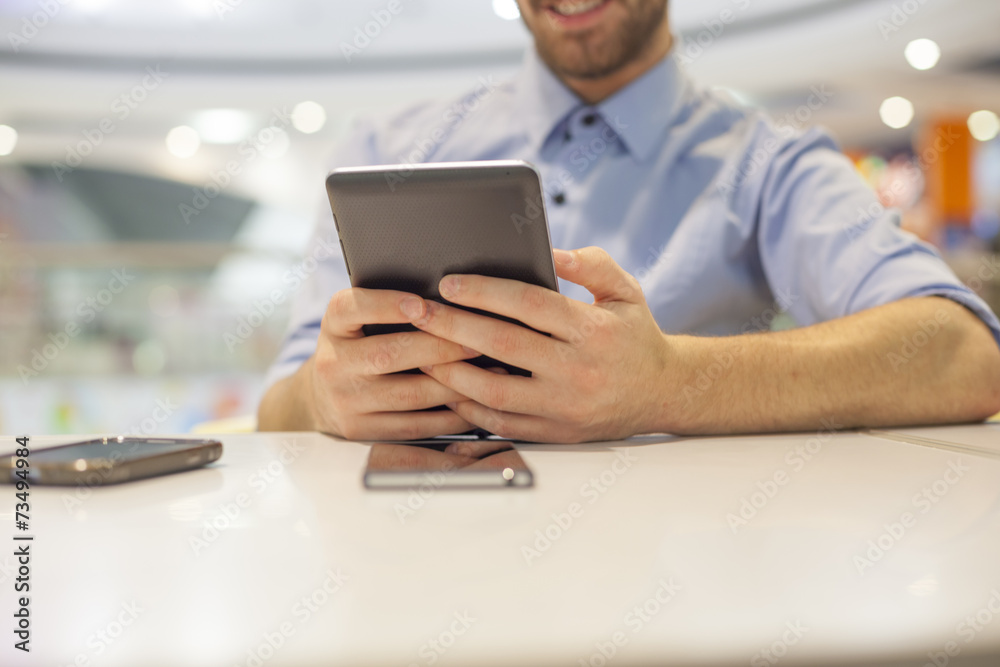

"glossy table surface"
[3,424,1000,667]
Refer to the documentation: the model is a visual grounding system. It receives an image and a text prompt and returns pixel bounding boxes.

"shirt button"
[582,114,597,126]
[553,193,566,205]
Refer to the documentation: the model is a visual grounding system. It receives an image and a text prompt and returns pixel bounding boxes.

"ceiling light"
[493,0,520,20]
[968,110,1000,142]
[166,125,200,158]
[190,109,255,144]
[292,101,327,134]
[0,125,17,156]
[904,39,941,71]
[879,97,915,130]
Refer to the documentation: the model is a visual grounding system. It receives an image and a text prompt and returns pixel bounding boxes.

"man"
[258,0,1000,442]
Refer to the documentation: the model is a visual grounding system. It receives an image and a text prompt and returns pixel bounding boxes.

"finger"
[406,301,565,372]
[324,288,427,338]
[425,361,542,416]
[330,410,473,442]
[450,400,570,443]
[437,273,587,340]
[553,247,644,304]
[444,438,514,458]
[352,374,470,413]
[341,331,476,376]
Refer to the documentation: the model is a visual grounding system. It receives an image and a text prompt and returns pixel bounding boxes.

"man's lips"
[543,0,613,30]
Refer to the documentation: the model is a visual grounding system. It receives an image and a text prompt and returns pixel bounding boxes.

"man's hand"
[406,247,673,443]
[259,288,477,440]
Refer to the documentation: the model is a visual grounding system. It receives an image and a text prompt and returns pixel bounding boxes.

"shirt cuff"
[262,321,322,393]
[906,285,1000,351]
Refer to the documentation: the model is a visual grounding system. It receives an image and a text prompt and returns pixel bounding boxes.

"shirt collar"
[597,51,686,162]
[513,46,687,163]
[513,47,583,151]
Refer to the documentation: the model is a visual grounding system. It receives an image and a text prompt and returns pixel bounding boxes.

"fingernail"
[445,402,458,411]
[462,346,479,357]
[439,275,460,300]
[400,296,424,320]
[420,366,433,374]
[553,249,574,267]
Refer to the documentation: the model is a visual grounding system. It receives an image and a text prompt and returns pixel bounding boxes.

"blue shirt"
[265,48,1000,389]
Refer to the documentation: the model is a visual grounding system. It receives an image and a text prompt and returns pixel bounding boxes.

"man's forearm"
[665,297,1000,435]
[257,358,318,432]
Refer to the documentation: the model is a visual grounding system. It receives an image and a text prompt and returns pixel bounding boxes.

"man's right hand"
[258,288,477,440]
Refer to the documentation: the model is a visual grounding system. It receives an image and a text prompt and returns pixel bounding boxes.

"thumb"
[553,247,643,304]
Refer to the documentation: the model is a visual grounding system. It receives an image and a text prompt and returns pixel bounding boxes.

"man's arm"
[257,357,321,432]
[665,293,1000,434]
[409,248,1000,442]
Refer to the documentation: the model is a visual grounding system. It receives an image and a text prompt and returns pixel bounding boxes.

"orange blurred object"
[917,118,974,226]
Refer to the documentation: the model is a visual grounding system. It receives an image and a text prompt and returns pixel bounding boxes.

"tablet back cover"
[326,161,558,300]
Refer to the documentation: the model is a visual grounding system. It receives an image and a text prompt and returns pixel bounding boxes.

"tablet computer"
[325,160,558,376]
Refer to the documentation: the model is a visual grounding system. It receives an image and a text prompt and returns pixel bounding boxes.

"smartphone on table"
[363,439,534,490]
[1,436,223,486]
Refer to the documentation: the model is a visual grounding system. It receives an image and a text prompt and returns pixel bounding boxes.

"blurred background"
[1,0,998,434]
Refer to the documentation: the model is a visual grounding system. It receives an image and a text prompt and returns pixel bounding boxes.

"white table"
[4,425,1000,667]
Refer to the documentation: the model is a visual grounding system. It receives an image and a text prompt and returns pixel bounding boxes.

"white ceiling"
[1,0,999,227]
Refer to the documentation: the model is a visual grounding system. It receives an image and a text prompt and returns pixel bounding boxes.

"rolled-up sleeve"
[756,126,1000,348]
[261,119,380,391]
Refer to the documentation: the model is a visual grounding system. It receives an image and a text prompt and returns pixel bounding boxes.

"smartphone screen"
[2,437,223,486]
[363,440,533,489]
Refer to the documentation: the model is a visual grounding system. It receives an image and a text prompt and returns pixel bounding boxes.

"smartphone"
[326,160,558,377]
[1,436,223,486]
[363,440,534,489]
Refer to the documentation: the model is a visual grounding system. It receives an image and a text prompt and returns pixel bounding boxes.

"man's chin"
[526,0,669,83]
[552,61,628,80]
[539,43,634,81]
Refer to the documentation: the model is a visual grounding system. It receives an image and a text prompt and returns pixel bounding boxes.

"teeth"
[553,0,604,16]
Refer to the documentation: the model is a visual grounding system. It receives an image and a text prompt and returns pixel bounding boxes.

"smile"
[544,0,612,28]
